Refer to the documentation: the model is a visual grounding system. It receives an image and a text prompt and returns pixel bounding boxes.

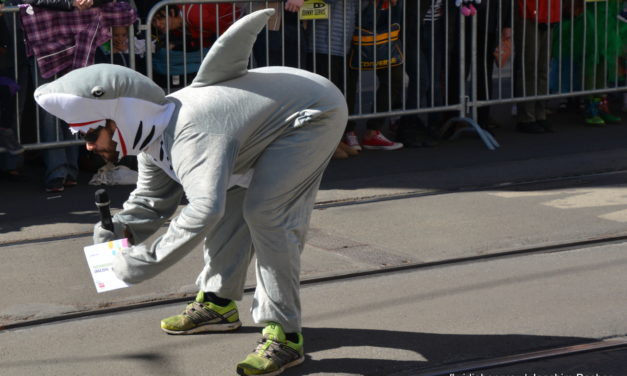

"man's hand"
[72,0,93,11]
[93,221,127,245]
[284,0,304,13]
[112,38,129,54]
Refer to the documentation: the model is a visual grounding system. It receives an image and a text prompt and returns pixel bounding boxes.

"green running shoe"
[160,291,241,334]
[236,322,304,376]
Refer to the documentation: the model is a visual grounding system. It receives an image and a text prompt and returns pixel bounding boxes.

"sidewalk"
[4,102,627,241]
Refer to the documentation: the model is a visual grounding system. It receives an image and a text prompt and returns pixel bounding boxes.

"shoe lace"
[253,337,298,364]
[183,301,223,324]
[373,131,392,143]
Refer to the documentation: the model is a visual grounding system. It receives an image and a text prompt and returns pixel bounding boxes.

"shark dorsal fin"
[191,8,275,88]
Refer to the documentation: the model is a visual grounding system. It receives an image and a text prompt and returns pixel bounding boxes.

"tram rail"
[403,337,627,376]
[2,226,627,332]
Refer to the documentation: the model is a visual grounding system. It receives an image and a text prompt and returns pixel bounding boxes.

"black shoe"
[0,128,25,155]
[536,119,554,133]
[516,122,546,134]
[45,178,65,193]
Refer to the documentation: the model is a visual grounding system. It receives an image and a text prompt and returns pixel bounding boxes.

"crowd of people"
[1,0,627,190]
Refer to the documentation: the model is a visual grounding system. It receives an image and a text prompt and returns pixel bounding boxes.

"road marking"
[491,187,627,223]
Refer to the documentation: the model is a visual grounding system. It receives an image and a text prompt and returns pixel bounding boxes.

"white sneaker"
[343,131,362,151]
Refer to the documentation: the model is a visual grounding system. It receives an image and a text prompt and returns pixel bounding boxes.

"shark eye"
[91,86,105,97]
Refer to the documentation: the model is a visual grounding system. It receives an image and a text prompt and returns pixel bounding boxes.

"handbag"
[349,0,404,71]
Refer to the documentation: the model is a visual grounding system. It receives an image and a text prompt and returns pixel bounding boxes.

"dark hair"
[153,5,180,22]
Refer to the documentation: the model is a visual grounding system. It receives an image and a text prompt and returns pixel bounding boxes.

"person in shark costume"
[34,9,347,375]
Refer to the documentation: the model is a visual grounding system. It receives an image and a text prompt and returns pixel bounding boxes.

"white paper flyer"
[83,238,130,293]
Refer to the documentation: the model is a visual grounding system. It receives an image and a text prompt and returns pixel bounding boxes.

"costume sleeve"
[113,152,185,244]
[112,133,240,284]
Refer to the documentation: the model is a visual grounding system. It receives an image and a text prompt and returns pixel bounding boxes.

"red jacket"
[183,3,242,47]
[518,0,562,23]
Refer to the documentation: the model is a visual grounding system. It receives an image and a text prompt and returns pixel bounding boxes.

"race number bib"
[300,0,329,20]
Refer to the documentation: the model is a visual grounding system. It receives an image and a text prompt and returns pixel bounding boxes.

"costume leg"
[195,186,254,301]
[243,107,346,333]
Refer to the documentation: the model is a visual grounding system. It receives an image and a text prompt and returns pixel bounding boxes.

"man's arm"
[111,152,185,244]
[284,0,304,13]
[111,133,239,284]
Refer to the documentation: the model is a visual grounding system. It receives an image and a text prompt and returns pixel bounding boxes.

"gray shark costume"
[34,9,347,332]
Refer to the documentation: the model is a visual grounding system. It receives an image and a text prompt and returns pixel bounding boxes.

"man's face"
[83,121,119,162]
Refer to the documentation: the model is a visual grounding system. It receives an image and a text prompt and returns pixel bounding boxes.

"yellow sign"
[300,0,329,20]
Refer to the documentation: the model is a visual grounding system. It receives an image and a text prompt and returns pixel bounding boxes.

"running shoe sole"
[161,320,242,335]
[236,356,304,376]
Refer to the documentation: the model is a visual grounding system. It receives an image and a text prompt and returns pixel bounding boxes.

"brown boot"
[338,141,359,156]
[332,145,349,159]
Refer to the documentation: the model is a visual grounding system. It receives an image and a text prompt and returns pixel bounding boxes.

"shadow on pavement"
[296,329,592,375]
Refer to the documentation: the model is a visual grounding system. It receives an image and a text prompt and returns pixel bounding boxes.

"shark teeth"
[67,119,107,135]
[111,129,125,160]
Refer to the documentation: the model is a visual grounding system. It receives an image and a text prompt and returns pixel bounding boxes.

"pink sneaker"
[362,130,403,151]
[343,131,362,151]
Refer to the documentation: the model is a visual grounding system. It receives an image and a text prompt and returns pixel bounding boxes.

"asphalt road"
[1,103,627,374]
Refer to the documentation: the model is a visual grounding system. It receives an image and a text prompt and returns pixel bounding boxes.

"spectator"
[307,0,360,159]
[554,0,626,125]
[448,0,512,133]
[95,25,147,72]
[252,0,308,69]
[395,0,445,147]
[513,0,561,134]
[344,0,403,151]
[0,6,25,179]
[17,0,136,191]
[151,4,242,89]
[151,3,242,49]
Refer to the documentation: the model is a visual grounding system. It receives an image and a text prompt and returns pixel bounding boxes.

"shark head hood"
[34,64,175,161]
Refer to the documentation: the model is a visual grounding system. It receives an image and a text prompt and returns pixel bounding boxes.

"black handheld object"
[95,189,114,232]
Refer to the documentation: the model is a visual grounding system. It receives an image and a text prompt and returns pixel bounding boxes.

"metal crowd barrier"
[1,0,626,154]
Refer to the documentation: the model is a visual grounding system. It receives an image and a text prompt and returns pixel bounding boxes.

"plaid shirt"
[19,2,137,78]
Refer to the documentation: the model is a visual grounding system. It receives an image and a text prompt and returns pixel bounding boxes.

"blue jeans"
[32,59,79,185]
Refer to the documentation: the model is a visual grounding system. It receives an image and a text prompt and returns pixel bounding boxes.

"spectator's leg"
[533,24,551,123]
[514,16,545,133]
[32,59,78,190]
[475,1,499,127]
